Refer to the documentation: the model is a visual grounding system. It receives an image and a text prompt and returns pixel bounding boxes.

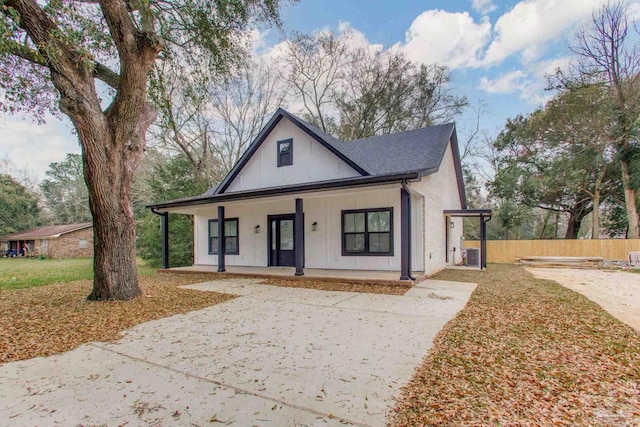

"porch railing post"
[294,198,304,276]
[480,214,486,270]
[400,187,411,280]
[218,206,226,272]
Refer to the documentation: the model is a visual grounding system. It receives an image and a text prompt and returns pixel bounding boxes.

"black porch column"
[480,215,487,270]
[217,206,226,272]
[161,212,169,269]
[400,187,411,281]
[294,198,304,276]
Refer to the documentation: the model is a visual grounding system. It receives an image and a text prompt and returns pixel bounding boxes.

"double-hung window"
[342,208,393,256]
[208,218,239,255]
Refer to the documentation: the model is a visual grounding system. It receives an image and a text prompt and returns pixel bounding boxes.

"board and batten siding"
[191,185,424,272]
[409,141,464,276]
[226,117,361,192]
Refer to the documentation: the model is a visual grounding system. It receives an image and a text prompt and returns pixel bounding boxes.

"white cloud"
[399,10,492,69]
[483,0,609,65]
[472,0,497,15]
[0,115,78,180]
[337,22,384,55]
[480,70,526,94]
[480,69,552,105]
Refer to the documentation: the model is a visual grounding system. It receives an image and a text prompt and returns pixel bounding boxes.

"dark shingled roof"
[0,223,92,241]
[295,116,456,176]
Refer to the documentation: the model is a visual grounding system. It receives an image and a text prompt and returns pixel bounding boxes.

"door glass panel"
[271,221,276,250]
[280,219,294,250]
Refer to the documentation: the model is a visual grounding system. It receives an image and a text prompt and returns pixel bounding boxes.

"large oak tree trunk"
[59,92,154,300]
[80,123,141,301]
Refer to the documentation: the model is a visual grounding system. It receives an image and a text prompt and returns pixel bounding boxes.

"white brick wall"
[409,141,464,276]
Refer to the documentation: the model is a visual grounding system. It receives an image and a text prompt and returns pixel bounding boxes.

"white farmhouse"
[149,109,490,280]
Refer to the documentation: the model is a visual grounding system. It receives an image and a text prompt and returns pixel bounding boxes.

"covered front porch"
[151,177,423,281]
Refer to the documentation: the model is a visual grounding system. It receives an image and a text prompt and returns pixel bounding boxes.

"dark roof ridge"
[342,122,456,144]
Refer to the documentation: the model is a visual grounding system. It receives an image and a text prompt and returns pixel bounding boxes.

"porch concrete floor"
[0,277,476,427]
[169,265,423,283]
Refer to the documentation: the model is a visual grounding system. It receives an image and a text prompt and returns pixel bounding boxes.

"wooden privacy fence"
[464,239,640,264]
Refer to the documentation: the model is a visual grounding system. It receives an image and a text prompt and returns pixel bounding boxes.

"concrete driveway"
[0,277,475,427]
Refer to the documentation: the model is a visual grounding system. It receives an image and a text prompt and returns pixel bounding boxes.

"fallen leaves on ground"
[0,273,234,363]
[260,278,409,295]
[389,264,640,426]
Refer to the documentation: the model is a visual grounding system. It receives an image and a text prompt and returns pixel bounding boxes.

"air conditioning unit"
[466,248,480,267]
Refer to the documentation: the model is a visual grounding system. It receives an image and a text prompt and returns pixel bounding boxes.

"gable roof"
[0,223,92,241]
[216,108,370,194]
[152,108,467,209]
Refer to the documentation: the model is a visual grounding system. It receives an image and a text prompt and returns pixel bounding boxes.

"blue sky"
[2,0,638,179]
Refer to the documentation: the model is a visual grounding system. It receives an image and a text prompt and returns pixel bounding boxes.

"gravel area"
[527,268,640,332]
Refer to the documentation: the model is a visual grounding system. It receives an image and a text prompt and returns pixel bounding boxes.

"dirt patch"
[0,273,234,363]
[390,264,640,426]
[259,278,409,295]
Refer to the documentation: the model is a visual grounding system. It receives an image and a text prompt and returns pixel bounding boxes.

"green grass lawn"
[0,257,155,290]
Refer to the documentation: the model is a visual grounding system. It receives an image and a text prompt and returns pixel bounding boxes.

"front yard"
[0,259,235,362]
[390,264,640,426]
[0,257,154,290]
[1,259,638,425]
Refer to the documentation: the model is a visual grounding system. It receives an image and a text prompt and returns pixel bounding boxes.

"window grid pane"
[368,211,390,232]
[225,220,237,237]
[225,237,238,252]
[345,233,365,252]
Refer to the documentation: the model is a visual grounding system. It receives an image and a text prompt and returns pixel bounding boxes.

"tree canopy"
[40,153,91,224]
[0,173,40,236]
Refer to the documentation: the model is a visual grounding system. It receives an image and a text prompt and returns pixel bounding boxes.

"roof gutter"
[148,172,419,211]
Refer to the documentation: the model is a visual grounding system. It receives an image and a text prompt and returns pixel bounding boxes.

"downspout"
[401,180,416,281]
[482,214,492,270]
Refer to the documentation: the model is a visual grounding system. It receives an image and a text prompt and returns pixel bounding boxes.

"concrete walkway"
[0,278,476,427]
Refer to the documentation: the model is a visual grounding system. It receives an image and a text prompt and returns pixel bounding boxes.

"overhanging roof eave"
[148,172,419,211]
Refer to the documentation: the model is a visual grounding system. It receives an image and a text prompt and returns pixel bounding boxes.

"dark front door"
[269,215,295,267]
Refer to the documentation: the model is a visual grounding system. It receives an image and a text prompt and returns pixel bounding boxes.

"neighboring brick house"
[1,223,93,259]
